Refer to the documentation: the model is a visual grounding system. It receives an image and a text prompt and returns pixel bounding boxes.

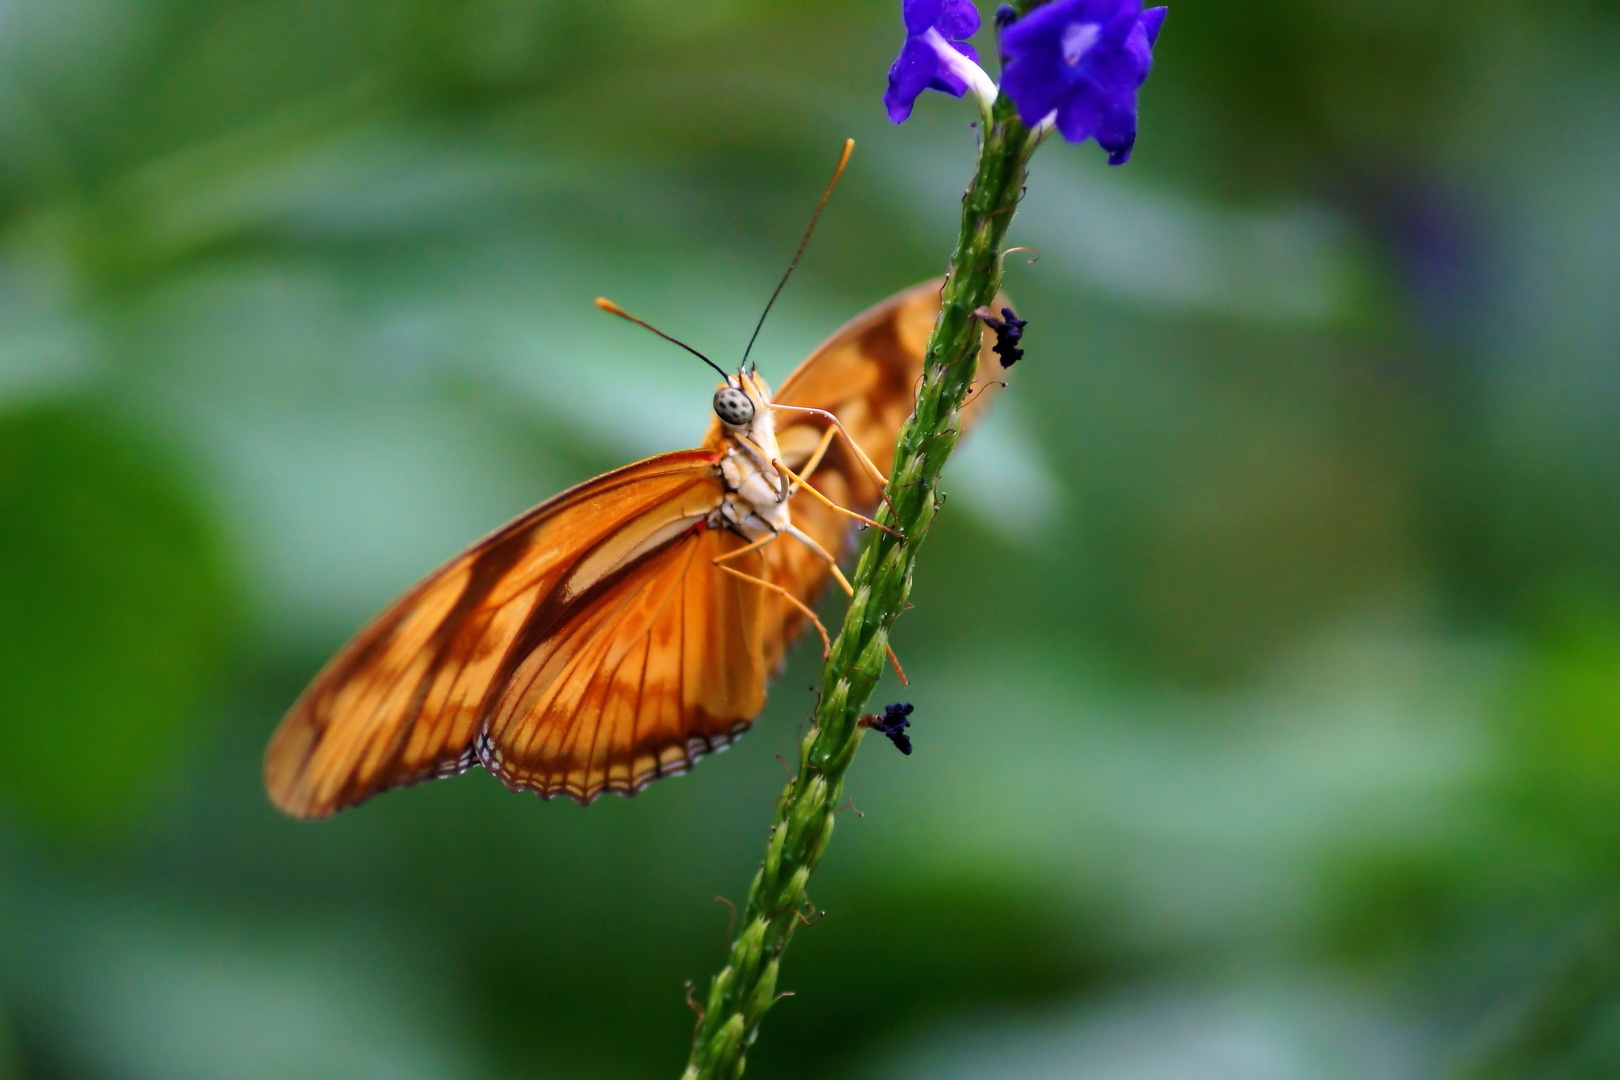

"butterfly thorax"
[713,371,791,540]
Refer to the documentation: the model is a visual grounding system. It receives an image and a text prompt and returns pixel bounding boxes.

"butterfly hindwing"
[479,523,768,802]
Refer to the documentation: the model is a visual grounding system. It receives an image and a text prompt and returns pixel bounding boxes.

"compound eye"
[713,386,755,427]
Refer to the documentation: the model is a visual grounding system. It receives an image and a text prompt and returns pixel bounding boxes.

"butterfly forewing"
[265,450,728,817]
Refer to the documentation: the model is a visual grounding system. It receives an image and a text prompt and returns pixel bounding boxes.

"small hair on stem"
[685,980,706,1039]
[1000,244,1040,269]
[714,895,738,941]
[961,378,1009,408]
[595,297,732,382]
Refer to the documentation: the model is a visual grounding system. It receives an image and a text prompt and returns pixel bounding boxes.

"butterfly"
[263,146,1011,817]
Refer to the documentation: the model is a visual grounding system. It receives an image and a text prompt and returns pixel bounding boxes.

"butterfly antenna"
[595,297,731,382]
[740,138,855,373]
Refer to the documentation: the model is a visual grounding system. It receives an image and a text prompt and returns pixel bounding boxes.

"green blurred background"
[1,1,1618,1076]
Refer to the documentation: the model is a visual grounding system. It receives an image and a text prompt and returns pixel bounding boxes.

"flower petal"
[888,0,988,123]
[887,37,940,122]
[1079,23,1152,92]
[1054,86,1104,144]
[902,0,946,36]
[1000,43,1067,128]
[999,0,1078,50]
[1000,0,1164,160]
[1141,6,1168,46]
[1095,96,1139,164]
[885,34,974,122]
[925,28,994,101]
[903,0,980,40]
[935,0,982,41]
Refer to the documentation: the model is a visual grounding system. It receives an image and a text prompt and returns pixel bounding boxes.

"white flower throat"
[1062,22,1101,66]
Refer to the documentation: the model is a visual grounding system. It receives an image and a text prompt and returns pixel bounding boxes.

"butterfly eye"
[713,386,755,427]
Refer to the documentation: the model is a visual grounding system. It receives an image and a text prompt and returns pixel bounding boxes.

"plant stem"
[680,92,1036,1080]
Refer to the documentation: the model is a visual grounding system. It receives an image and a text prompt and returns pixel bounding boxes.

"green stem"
[680,89,1036,1080]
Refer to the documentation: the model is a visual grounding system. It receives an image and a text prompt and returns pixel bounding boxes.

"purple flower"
[1000,0,1167,164]
[885,0,992,124]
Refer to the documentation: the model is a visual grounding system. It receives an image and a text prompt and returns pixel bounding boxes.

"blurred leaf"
[843,632,1491,955]
[1317,848,1473,967]
[0,402,231,835]
[1501,597,1620,860]
[1151,0,1466,190]
[868,982,1418,1080]
[747,876,1113,1079]
[1445,904,1620,1080]
[1023,306,1424,685]
[0,876,478,1080]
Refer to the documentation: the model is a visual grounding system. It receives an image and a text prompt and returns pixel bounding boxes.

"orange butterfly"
[264,149,1009,817]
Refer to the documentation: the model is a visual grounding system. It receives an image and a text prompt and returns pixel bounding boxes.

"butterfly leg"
[783,525,853,595]
[710,532,777,567]
[770,403,893,488]
[714,563,832,658]
[774,456,904,539]
[793,423,840,488]
[713,532,834,657]
[770,403,900,518]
